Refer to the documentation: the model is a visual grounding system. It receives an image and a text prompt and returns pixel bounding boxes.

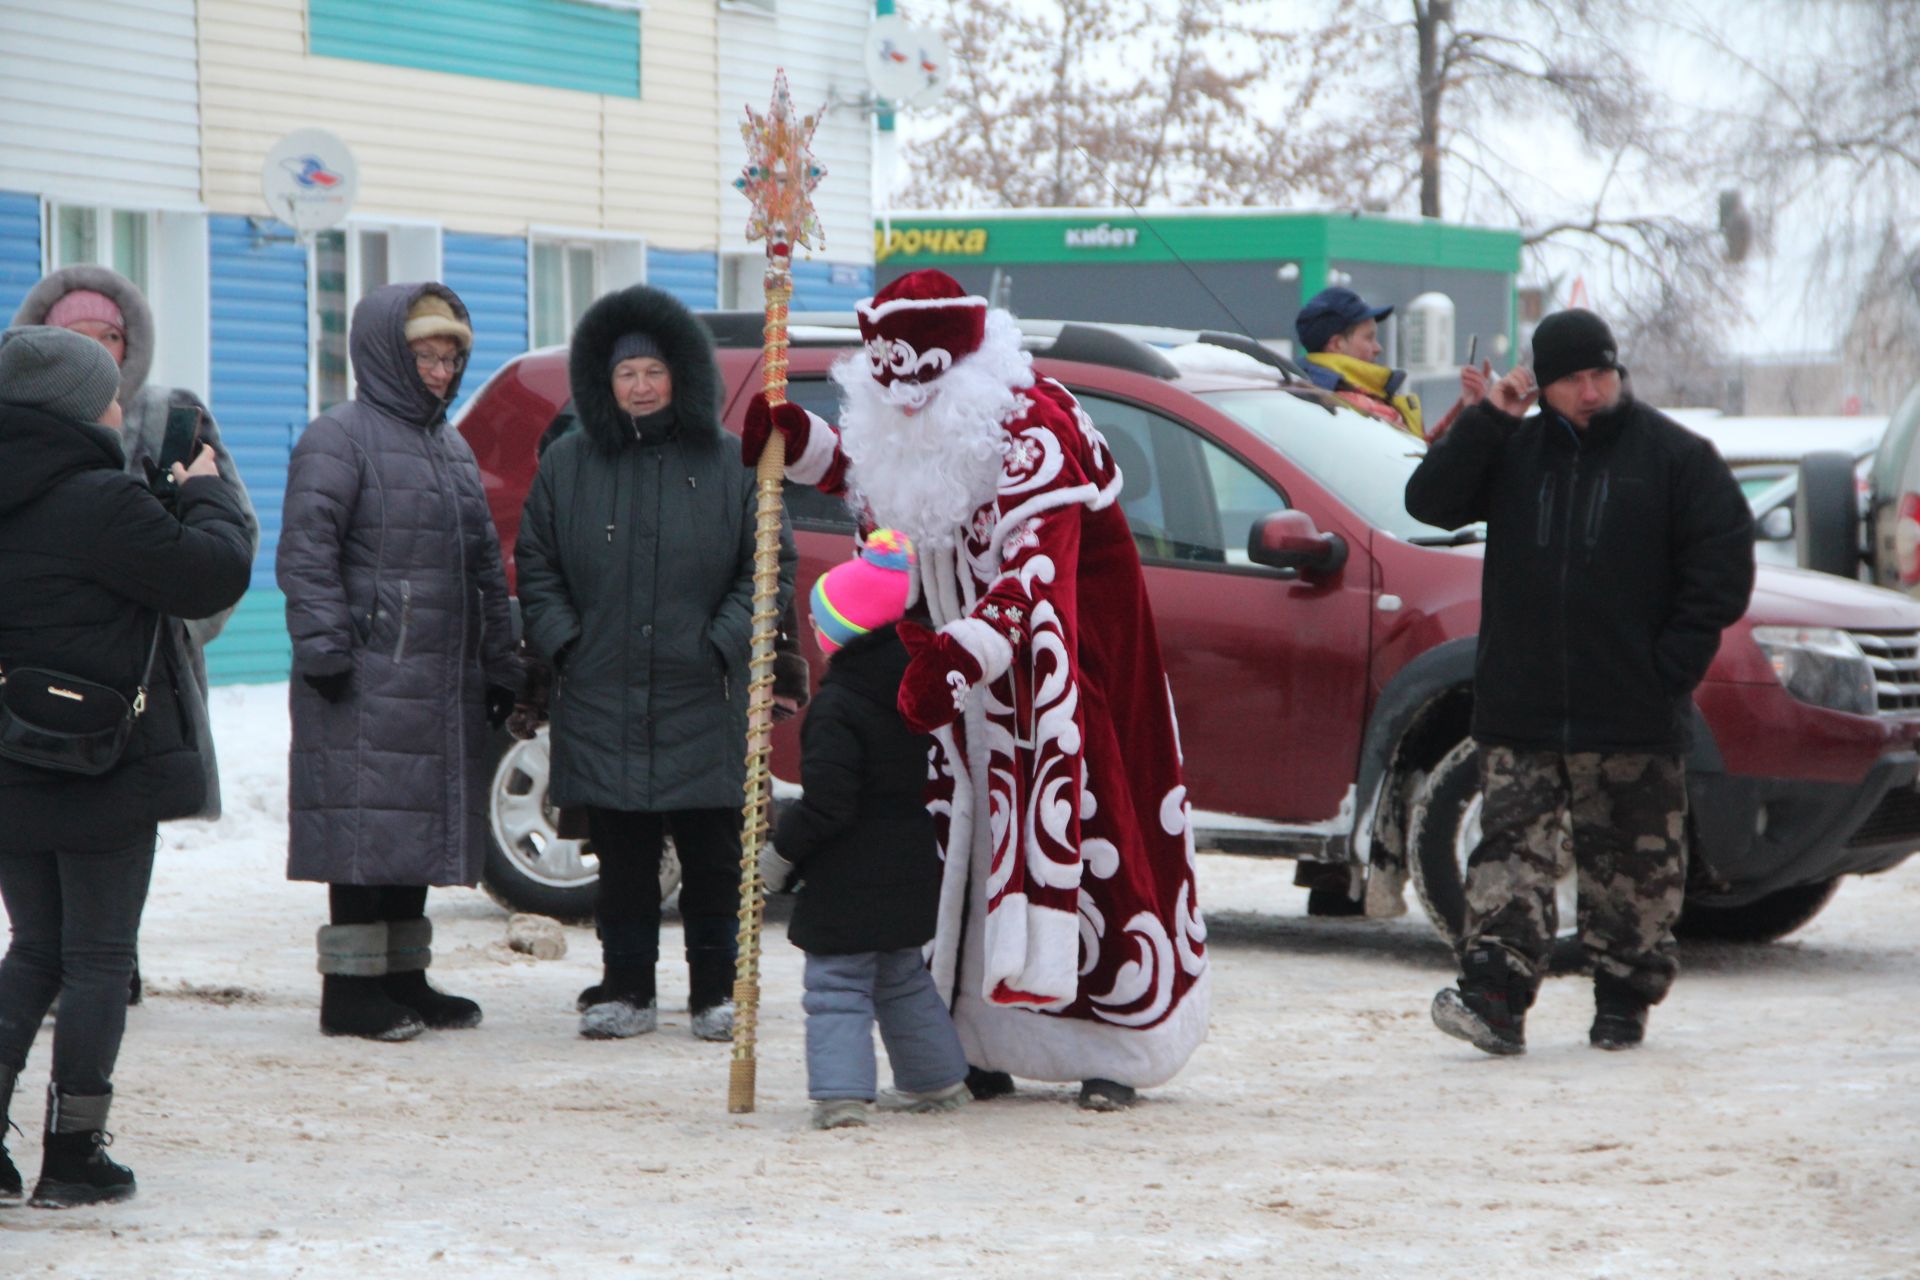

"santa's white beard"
[832,310,1034,551]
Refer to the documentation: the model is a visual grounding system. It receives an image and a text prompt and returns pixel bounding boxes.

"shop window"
[531,235,644,349]
[49,203,152,296]
[313,224,441,411]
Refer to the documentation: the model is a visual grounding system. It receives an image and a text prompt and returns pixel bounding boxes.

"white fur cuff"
[785,410,839,486]
[942,617,1014,682]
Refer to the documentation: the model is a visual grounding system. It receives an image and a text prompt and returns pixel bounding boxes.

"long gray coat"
[277,283,521,886]
[13,264,262,818]
[516,285,793,812]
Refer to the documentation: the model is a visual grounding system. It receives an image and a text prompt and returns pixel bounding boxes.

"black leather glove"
[485,684,516,730]
[304,670,349,703]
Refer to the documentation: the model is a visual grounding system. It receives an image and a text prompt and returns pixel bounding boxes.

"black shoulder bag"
[0,618,163,776]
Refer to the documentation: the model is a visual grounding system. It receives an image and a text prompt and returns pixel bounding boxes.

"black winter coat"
[277,283,522,886]
[0,403,252,852]
[516,285,794,812]
[1405,393,1755,753]
[773,626,944,955]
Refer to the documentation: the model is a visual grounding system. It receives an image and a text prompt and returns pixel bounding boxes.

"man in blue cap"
[1295,286,1482,444]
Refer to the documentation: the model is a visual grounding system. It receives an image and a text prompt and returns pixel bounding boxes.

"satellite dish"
[261,128,359,236]
[864,14,950,109]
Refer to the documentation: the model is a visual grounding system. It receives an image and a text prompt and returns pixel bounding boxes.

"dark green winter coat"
[515,285,795,812]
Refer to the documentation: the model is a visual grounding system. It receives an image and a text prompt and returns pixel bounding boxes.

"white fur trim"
[1090,470,1123,511]
[942,616,1014,682]
[981,895,1082,1007]
[784,409,838,486]
[856,293,991,322]
[952,963,1211,1089]
[988,484,1102,563]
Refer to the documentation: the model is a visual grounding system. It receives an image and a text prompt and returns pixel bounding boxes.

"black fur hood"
[569,285,722,453]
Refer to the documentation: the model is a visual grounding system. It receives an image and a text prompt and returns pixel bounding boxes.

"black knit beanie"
[608,331,662,374]
[1530,308,1619,389]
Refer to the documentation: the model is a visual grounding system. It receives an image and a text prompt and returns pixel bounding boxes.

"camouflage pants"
[1463,746,1688,1004]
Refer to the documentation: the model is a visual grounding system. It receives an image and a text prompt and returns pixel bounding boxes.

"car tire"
[1795,450,1860,578]
[1674,878,1840,943]
[481,727,680,922]
[1408,739,1579,956]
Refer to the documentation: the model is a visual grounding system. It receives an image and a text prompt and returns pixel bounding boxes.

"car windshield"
[1199,388,1470,542]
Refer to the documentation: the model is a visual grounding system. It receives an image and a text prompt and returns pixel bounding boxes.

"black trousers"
[585,807,740,1008]
[328,884,430,925]
[0,832,157,1096]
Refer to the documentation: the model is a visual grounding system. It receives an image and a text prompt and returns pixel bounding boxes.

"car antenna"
[1073,144,1261,342]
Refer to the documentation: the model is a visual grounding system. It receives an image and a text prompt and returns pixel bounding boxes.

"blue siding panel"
[444,231,528,413]
[0,191,41,322]
[207,215,308,684]
[646,248,717,309]
[791,259,873,312]
[310,0,640,97]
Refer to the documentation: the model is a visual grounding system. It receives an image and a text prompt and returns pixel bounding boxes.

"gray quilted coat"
[516,285,793,812]
[277,283,521,886]
[13,264,262,818]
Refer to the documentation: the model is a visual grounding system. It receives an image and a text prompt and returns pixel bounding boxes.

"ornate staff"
[730,70,824,1114]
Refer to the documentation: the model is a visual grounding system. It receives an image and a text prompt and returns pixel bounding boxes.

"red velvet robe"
[793,378,1209,1086]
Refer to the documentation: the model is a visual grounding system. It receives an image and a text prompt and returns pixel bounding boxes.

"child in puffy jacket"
[763,531,969,1131]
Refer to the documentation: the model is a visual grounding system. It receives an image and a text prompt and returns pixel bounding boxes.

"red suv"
[458,316,1920,945]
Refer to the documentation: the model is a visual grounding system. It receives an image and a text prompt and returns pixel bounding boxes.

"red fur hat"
[856,269,988,387]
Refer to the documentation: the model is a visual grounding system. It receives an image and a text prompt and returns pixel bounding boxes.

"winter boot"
[965,1067,1016,1101]
[1590,973,1652,1051]
[1078,1079,1138,1111]
[317,924,424,1042]
[877,1080,971,1114]
[127,957,142,1007]
[28,1086,135,1209]
[684,916,739,1043]
[579,964,658,1039]
[383,919,482,1030]
[1431,946,1534,1056]
[0,1065,22,1205]
[809,1099,870,1130]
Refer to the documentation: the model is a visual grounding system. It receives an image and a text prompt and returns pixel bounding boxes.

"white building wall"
[716,0,874,292]
[0,0,202,207]
[198,0,721,246]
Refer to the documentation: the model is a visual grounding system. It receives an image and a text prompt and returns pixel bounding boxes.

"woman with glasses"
[277,284,522,1042]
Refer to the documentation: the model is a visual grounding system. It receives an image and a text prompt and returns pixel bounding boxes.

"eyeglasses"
[412,351,466,373]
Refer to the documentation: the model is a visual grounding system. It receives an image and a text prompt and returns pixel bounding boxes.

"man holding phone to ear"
[1405,308,1753,1056]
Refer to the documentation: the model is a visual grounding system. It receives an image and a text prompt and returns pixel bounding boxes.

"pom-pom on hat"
[856,269,988,388]
[809,529,918,655]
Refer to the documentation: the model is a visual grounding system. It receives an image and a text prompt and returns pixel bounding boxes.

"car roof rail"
[1196,330,1312,383]
[1045,323,1180,379]
[698,310,862,347]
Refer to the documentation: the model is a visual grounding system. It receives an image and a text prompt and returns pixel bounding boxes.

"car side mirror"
[1759,506,1794,541]
[1248,510,1349,578]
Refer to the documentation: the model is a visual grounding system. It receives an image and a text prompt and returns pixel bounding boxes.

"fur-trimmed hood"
[568,285,721,453]
[12,264,157,409]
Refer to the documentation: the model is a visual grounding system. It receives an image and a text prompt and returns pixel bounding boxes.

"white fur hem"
[953,965,1211,1089]
[785,410,839,486]
[857,293,990,321]
[981,895,1081,1005]
[989,484,1101,562]
[942,617,1013,682]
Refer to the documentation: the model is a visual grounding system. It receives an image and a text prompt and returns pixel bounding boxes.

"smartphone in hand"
[157,403,203,479]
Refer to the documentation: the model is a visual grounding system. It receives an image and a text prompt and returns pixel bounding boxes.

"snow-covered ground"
[1,682,1916,1277]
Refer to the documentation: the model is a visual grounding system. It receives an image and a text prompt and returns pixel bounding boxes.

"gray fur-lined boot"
[0,1065,21,1204]
[28,1085,135,1209]
[383,918,481,1030]
[317,923,424,1042]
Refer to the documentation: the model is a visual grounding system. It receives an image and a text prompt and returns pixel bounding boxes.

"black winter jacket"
[773,626,943,955]
[0,403,252,852]
[516,285,794,812]
[1405,393,1754,753]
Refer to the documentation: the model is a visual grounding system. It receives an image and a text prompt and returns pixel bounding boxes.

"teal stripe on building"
[207,215,308,684]
[310,0,641,97]
[0,190,41,322]
[646,248,717,309]
[444,231,528,412]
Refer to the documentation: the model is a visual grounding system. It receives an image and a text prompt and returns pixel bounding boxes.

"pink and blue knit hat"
[809,529,917,655]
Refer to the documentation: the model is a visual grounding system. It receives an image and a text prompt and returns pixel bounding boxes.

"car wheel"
[1408,739,1577,948]
[1795,450,1861,578]
[481,727,681,922]
[1675,878,1840,943]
